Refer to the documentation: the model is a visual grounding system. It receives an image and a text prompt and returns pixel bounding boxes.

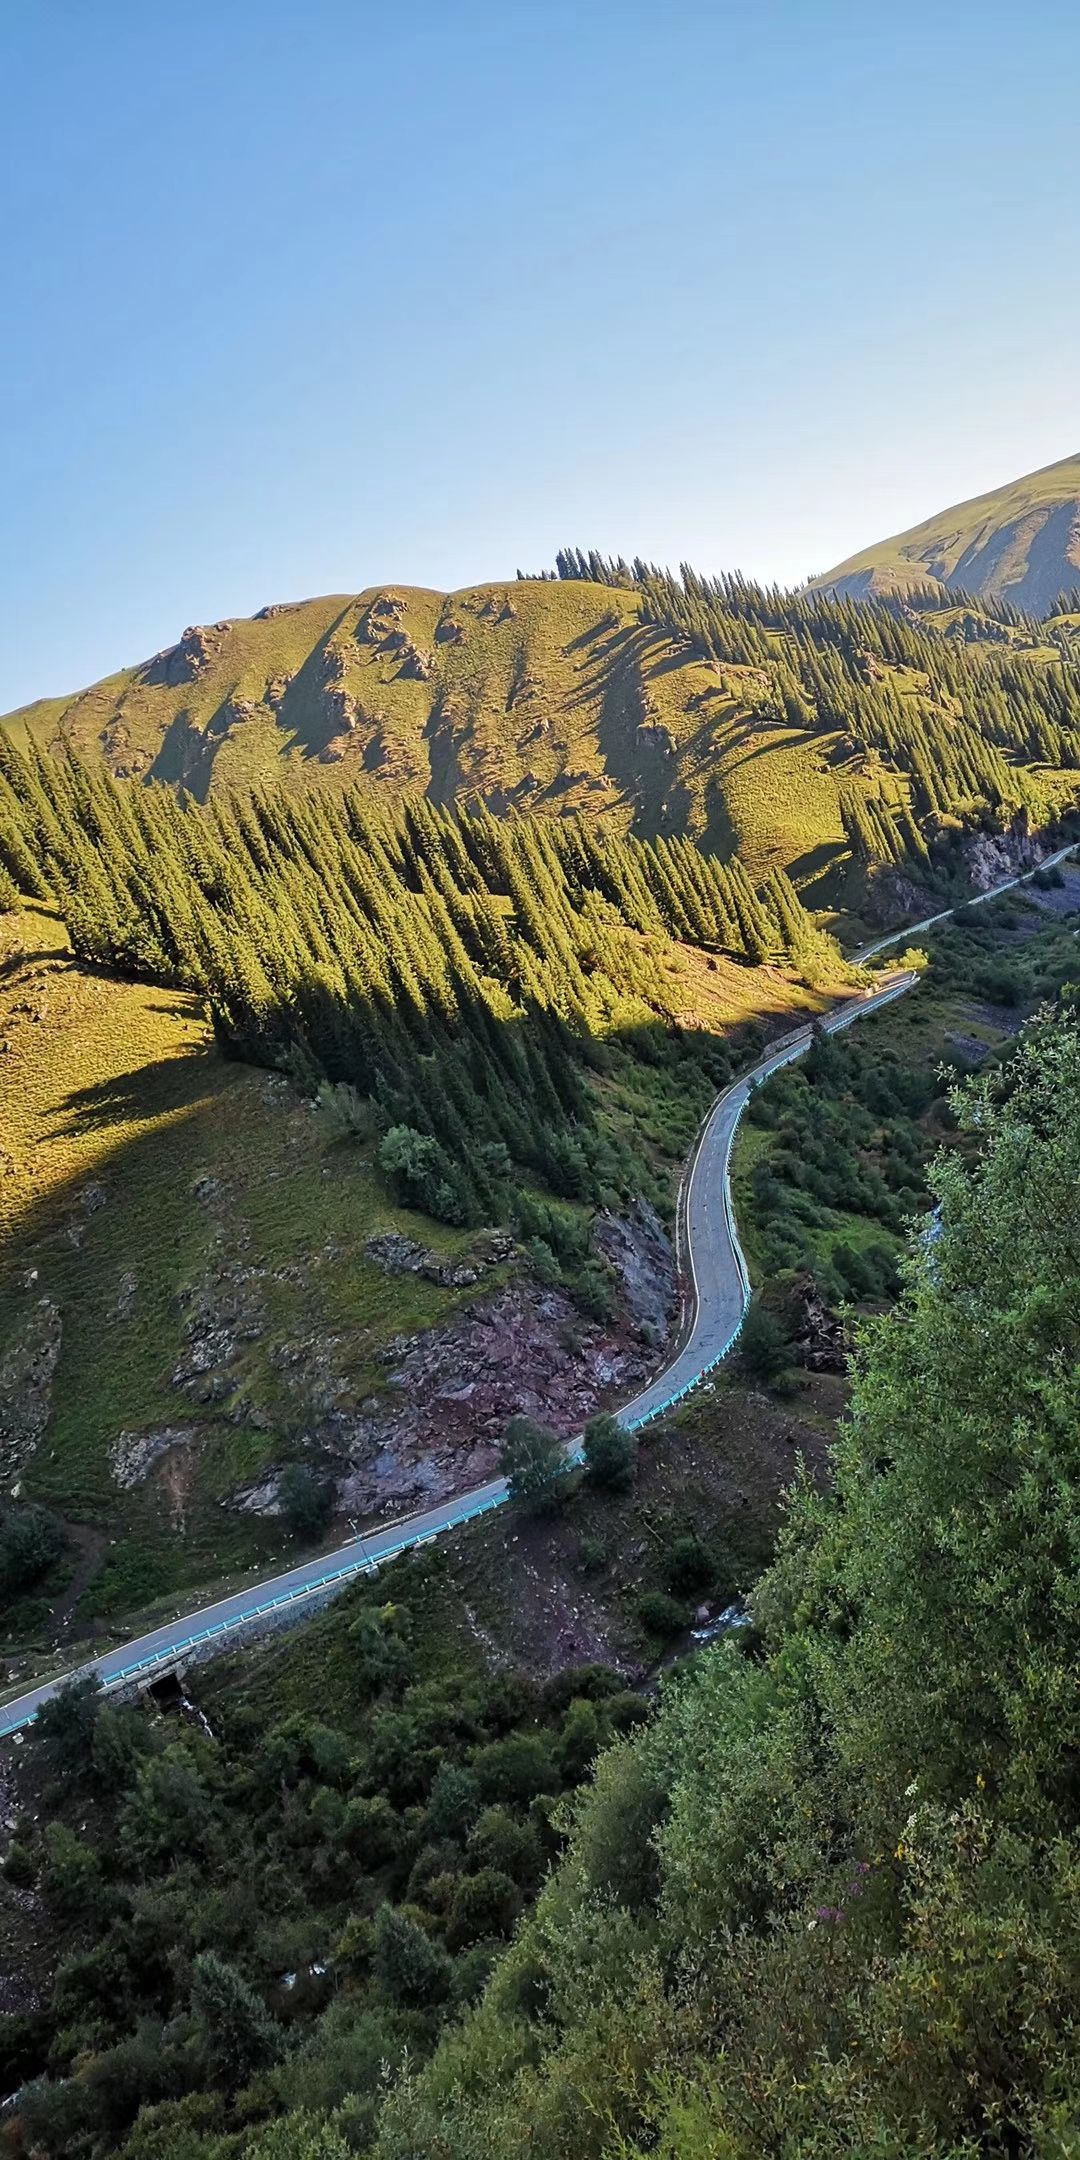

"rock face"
[224,1203,676,1522]
[863,819,1054,928]
[331,1273,659,1520]
[0,1297,62,1489]
[144,622,232,687]
[110,1426,198,1491]
[964,823,1045,892]
[591,1198,677,1344]
[363,1228,515,1290]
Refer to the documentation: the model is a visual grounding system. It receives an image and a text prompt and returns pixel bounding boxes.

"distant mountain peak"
[813,452,1080,615]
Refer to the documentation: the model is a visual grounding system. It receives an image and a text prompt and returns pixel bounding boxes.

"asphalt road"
[1,843,1072,1737]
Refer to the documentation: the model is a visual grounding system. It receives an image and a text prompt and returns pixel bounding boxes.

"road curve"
[1,844,1072,1737]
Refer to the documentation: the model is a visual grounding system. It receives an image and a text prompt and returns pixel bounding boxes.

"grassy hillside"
[0,902,495,1643]
[814,450,1080,613]
[7,564,1080,911]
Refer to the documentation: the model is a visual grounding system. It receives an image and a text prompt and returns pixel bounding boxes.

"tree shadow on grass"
[47,1043,223,1137]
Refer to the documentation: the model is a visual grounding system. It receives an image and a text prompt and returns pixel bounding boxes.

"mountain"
[813,451,1080,613]
[6,562,1080,912]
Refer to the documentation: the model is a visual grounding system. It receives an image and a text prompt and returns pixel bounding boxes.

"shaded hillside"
[6,564,1080,906]
[0,743,848,1643]
[813,450,1080,613]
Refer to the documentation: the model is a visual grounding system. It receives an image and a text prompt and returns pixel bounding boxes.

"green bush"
[738,1296,791,1384]
[278,1464,333,1544]
[497,1417,570,1514]
[582,1413,637,1492]
[635,1590,690,1641]
[0,1504,65,1605]
[445,1867,520,1951]
[665,1534,717,1596]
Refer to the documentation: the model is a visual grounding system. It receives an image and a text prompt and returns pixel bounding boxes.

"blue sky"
[1,0,1078,711]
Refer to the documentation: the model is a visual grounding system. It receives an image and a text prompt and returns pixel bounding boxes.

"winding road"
[1,844,1073,1738]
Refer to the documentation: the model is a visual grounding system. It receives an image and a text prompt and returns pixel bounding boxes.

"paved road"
[1,844,1072,1738]
[853,839,1077,962]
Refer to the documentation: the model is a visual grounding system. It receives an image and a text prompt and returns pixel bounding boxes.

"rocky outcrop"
[0,1297,61,1488]
[863,816,1057,928]
[397,643,432,681]
[363,1228,515,1290]
[221,1203,676,1523]
[636,721,677,757]
[144,622,232,687]
[110,1425,198,1491]
[964,822,1045,892]
[329,1272,660,1520]
[591,1198,676,1345]
[784,1273,849,1374]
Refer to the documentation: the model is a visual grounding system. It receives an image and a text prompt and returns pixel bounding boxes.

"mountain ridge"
[813,450,1080,613]
[5,546,1080,914]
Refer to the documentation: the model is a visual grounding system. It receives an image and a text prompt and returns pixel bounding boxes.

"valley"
[3,516,1080,2160]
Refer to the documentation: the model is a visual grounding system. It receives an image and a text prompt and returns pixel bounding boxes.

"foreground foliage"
[372,1015,1080,2159]
[1,1568,649,2157]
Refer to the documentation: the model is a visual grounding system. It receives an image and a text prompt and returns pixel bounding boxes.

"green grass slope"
[3,579,856,882]
[8,571,1079,913]
[0,903,489,1641]
[813,450,1080,612]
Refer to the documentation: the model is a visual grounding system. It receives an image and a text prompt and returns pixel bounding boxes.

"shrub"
[278,1464,333,1543]
[425,1763,482,1842]
[373,1905,450,2007]
[2,1841,34,1887]
[316,1080,382,1142]
[582,1413,637,1492]
[577,1535,608,1574]
[0,1504,65,1604]
[190,1950,283,2088]
[471,1732,559,1805]
[665,1534,717,1596]
[739,1296,791,1384]
[467,1807,544,1888]
[498,1417,570,1514]
[445,1867,520,1951]
[635,1590,690,1641]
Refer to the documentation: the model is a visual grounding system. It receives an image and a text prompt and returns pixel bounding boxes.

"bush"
[445,1867,520,1951]
[738,1296,791,1385]
[570,1259,616,1322]
[498,1417,570,1514]
[190,1950,283,2088]
[35,1676,103,1776]
[471,1732,559,1805]
[278,1464,333,1543]
[316,1080,382,1142]
[635,1590,690,1641]
[373,1905,451,2007]
[556,1699,603,1783]
[467,1806,544,1888]
[0,1504,65,1605]
[425,1763,482,1842]
[2,1841,34,1887]
[524,1236,562,1286]
[582,1413,637,1492]
[450,1942,497,2007]
[577,1535,608,1575]
[665,1534,717,1597]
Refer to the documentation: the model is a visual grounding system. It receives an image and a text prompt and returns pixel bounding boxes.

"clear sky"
[2,0,1078,711]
